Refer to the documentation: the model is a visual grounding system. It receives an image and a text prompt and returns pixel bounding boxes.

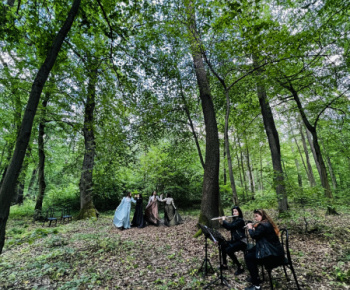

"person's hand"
[247,223,253,230]
[222,216,226,221]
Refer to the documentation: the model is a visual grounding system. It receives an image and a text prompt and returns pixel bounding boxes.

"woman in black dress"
[244,209,284,290]
[131,194,145,228]
[219,206,246,275]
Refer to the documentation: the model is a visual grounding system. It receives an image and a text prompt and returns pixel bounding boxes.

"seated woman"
[244,209,284,290]
[219,206,247,275]
[159,193,183,226]
[113,192,136,230]
[144,191,161,226]
[131,193,146,228]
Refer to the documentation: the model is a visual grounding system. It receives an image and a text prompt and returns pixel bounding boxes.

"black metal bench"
[42,207,58,227]
[60,206,72,223]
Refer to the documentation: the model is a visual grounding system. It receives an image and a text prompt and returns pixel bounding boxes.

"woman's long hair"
[254,209,279,236]
[231,206,243,218]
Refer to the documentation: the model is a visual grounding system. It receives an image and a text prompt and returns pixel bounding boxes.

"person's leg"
[244,247,260,286]
[226,241,246,274]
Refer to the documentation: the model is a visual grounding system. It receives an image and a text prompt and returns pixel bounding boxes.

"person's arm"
[222,218,244,230]
[131,197,136,203]
[248,222,269,239]
[171,198,176,209]
[158,195,165,202]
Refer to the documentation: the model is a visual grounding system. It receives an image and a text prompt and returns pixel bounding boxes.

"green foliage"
[9,200,37,218]
[45,184,80,209]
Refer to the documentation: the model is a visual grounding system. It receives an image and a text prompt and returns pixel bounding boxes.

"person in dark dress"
[219,206,247,275]
[131,193,146,228]
[144,191,161,226]
[159,193,183,226]
[244,209,284,290]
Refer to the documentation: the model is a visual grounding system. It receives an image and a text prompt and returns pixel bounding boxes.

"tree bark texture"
[299,124,316,187]
[254,56,287,212]
[35,95,49,214]
[185,0,220,227]
[78,68,98,219]
[0,0,81,254]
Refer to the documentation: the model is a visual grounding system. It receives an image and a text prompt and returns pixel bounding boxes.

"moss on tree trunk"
[77,201,98,220]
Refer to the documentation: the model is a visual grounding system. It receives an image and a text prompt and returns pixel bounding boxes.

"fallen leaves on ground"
[0,212,349,289]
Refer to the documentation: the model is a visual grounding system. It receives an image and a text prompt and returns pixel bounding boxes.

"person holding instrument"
[219,206,246,275]
[244,209,284,290]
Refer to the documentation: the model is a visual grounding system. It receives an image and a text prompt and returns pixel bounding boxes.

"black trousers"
[221,240,246,267]
[245,246,284,286]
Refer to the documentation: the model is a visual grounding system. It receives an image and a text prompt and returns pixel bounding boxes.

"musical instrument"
[243,221,260,229]
[211,215,237,221]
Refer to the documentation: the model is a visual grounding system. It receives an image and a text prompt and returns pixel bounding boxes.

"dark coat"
[222,217,246,243]
[248,221,284,259]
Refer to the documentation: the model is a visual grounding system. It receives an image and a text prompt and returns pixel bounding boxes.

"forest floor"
[0,209,349,290]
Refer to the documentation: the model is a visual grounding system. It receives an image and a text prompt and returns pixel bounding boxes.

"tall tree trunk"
[0,0,81,254]
[35,94,49,215]
[287,85,332,198]
[238,140,248,199]
[299,123,316,187]
[223,143,227,185]
[16,149,30,204]
[306,128,322,178]
[77,68,98,219]
[235,149,245,199]
[27,167,38,199]
[259,144,264,191]
[291,145,303,188]
[253,55,288,213]
[184,0,220,226]
[321,139,337,189]
[245,145,255,194]
[224,92,239,205]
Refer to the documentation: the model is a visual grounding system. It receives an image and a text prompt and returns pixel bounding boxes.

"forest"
[0,0,350,289]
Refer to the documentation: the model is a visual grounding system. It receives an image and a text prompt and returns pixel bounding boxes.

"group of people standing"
[219,207,284,290]
[113,191,183,230]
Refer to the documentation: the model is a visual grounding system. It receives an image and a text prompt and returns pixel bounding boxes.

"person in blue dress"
[113,192,136,230]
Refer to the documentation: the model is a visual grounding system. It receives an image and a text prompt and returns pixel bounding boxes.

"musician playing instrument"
[218,206,247,275]
[244,209,284,290]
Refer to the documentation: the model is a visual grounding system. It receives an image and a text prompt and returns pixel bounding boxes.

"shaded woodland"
[1,1,350,284]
